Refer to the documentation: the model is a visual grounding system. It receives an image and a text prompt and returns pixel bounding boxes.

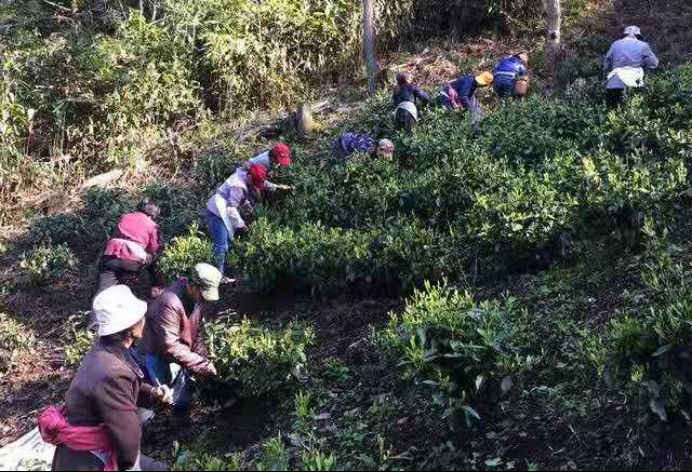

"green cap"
[189,263,222,302]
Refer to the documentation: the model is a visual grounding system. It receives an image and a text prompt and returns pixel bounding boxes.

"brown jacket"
[53,339,155,471]
[140,278,211,375]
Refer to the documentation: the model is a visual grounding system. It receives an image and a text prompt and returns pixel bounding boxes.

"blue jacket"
[493,56,527,80]
[450,75,478,109]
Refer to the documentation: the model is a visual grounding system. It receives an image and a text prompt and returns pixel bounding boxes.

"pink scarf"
[38,406,118,471]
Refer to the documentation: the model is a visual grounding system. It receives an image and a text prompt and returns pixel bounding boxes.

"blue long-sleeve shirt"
[393,84,431,107]
[493,57,528,80]
[450,75,478,110]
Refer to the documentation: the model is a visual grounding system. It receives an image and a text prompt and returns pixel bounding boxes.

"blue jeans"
[143,353,191,412]
[494,76,516,98]
[206,210,232,275]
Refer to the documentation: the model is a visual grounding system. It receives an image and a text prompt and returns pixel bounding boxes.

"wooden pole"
[363,0,377,95]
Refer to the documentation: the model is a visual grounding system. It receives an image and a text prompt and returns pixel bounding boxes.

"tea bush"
[0,313,36,375]
[204,317,314,398]
[19,243,78,286]
[159,225,213,280]
[377,282,533,418]
[63,313,97,368]
[600,225,692,424]
[233,217,458,295]
[234,65,692,294]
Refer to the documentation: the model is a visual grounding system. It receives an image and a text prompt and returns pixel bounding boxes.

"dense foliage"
[0,0,559,225]
[0,313,36,375]
[204,68,692,295]
[378,282,533,420]
[204,317,314,397]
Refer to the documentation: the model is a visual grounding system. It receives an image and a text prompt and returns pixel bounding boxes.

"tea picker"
[205,164,268,282]
[392,72,432,136]
[39,286,171,471]
[604,26,659,108]
[96,199,165,297]
[241,142,294,192]
[437,72,494,138]
[332,132,395,159]
[137,263,223,413]
[493,52,530,98]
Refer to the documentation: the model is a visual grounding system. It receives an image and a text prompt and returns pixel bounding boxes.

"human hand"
[152,385,174,405]
[203,363,218,378]
[277,185,294,191]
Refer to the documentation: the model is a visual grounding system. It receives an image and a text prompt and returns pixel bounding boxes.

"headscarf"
[624,26,641,38]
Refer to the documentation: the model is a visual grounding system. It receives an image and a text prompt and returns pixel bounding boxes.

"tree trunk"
[295,103,315,140]
[546,0,562,88]
[363,0,377,95]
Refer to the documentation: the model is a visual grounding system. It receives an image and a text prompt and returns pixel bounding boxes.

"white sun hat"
[92,285,148,337]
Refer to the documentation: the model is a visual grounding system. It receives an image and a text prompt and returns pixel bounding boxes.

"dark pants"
[53,447,167,471]
[494,76,516,98]
[96,256,156,295]
[606,88,625,108]
[437,94,455,110]
[141,353,191,413]
[396,108,415,136]
[332,137,348,159]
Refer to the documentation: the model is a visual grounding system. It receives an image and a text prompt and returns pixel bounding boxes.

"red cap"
[248,164,267,190]
[271,143,292,166]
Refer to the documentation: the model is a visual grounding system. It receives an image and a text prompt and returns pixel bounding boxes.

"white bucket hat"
[92,285,148,337]
[624,26,641,38]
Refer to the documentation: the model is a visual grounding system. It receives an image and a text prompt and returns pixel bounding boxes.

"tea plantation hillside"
[2,0,692,471]
[150,67,692,470]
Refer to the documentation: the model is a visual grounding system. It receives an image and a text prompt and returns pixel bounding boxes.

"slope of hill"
[1,0,692,470]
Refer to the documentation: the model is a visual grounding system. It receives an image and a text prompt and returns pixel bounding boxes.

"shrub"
[172,446,243,472]
[204,317,314,398]
[233,218,377,294]
[141,184,199,239]
[159,224,213,280]
[601,226,692,423]
[63,313,97,368]
[378,282,533,419]
[31,213,85,245]
[0,313,36,375]
[20,243,78,286]
[81,188,135,244]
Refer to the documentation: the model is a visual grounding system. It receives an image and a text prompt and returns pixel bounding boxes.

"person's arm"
[604,45,614,71]
[226,187,247,229]
[265,181,279,192]
[96,374,142,471]
[412,85,432,104]
[147,224,163,255]
[155,303,213,375]
[643,44,659,70]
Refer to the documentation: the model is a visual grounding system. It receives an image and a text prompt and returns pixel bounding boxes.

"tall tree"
[363,0,377,95]
[546,0,562,86]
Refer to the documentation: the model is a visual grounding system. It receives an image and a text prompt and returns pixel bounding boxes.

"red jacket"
[103,212,161,263]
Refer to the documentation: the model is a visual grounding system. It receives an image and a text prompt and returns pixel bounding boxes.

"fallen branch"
[39,0,73,13]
